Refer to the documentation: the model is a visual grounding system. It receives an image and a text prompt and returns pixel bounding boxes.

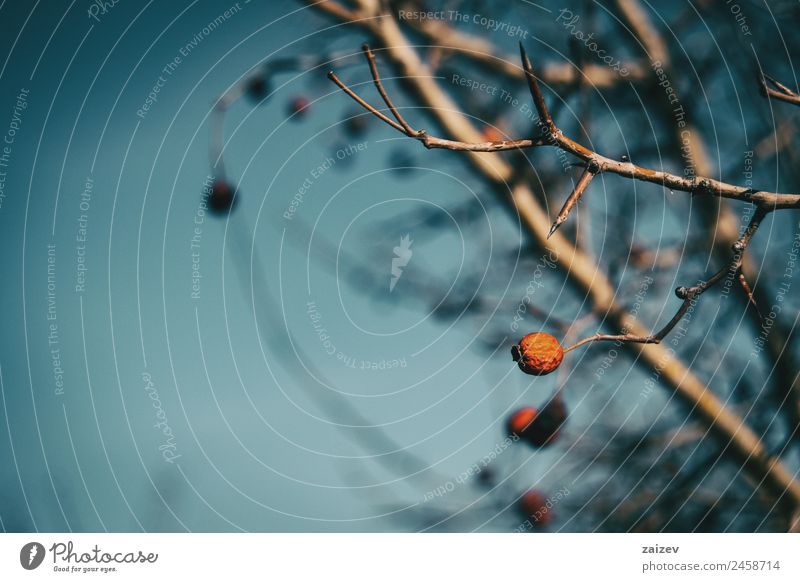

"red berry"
[507,407,537,438]
[507,398,567,447]
[288,96,310,119]
[519,489,552,525]
[511,332,563,375]
[207,179,237,215]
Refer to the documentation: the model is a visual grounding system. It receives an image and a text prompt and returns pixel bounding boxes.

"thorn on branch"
[548,165,597,239]
[519,42,555,133]
[758,72,800,107]
[737,271,763,320]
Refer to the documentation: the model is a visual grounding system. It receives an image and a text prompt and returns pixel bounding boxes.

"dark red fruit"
[245,75,270,103]
[519,489,551,525]
[343,112,369,137]
[507,407,537,438]
[207,179,237,215]
[507,397,566,447]
[288,96,310,119]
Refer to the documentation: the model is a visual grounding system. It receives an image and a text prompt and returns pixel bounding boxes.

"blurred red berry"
[207,179,237,215]
[519,489,552,526]
[511,332,563,375]
[507,406,537,438]
[245,75,270,103]
[343,112,369,137]
[288,96,310,119]
[508,397,567,447]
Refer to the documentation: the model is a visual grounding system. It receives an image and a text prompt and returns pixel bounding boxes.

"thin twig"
[362,43,419,136]
[329,46,541,152]
[563,206,770,353]
[329,44,800,209]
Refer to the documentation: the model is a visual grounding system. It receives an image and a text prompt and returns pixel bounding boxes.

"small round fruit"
[507,399,566,447]
[207,179,237,215]
[288,96,310,119]
[511,332,563,375]
[507,407,537,439]
[245,75,270,103]
[519,489,552,526]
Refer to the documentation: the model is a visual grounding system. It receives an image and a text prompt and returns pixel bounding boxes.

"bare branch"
[362,44,418,136]
[329,47,540,151]
[331,41,800,209]
[309,0,800,510]
[327,70,406,132]
[564,206,770,353]
[760,72,800,107]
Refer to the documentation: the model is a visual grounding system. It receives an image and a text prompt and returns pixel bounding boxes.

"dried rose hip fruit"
[511,332,564,375]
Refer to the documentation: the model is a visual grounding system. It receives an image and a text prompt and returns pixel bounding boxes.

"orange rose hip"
[511,332,564,375]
